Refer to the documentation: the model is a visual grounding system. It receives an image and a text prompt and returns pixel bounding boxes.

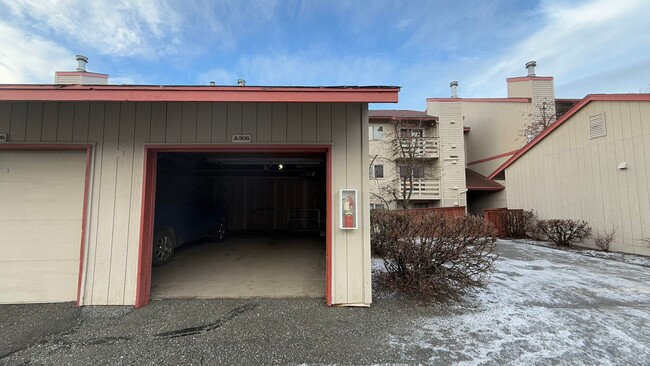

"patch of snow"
[385,240,650,365]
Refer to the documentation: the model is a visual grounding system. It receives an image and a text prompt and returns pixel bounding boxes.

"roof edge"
[426,97,530,103]
[488,93,650,179]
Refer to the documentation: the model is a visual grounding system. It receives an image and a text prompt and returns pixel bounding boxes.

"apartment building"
[368,109,466,210]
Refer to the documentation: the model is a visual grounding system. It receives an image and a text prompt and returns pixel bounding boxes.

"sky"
[0,0,649,110]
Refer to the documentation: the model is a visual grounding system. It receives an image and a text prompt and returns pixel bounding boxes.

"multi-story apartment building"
[368,109,466,210]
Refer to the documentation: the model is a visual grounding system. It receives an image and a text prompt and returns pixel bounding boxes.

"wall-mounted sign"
[339,189,358,230]
[231,135,252,143]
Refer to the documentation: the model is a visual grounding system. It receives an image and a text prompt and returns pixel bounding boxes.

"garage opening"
[147,149,328,301]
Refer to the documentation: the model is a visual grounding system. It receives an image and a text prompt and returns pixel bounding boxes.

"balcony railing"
[398,179,441,199]
[396,137,439,158]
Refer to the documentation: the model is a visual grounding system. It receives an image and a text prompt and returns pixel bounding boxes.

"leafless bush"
[371,210,498,300]
[494,209,538,238]
[537,219,592,247]
[593,225,618,251]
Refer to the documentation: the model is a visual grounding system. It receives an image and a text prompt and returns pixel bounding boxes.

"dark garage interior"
[150,151,327,299]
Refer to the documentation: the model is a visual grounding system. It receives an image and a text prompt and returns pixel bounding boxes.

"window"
[413,203,428,209]
[370,203,386,210]
[400,128,423,138]
[370,164,384,178]
[398,165,425,179]
[369,126,384,140]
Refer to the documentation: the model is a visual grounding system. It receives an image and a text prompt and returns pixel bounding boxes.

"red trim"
[134,144,333,308]
[426,97,530,103]
[467,186,504,191]
[0,143,93,307]
[488,94,650,179]
[0,85,399,103]
[506,76,553,82]
[467,150,518,166]
[463,127,471,133]
[55,71,109,79]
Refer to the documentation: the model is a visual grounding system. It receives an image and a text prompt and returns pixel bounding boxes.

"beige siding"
[0,101,372,306]
[427,101,467,207]
[506,100,650,256]
[0,151,86,303]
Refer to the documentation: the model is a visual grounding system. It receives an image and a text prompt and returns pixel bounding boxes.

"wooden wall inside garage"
[0,101,371,306]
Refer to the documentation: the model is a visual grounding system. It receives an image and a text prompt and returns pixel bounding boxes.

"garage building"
[0,84,399,307]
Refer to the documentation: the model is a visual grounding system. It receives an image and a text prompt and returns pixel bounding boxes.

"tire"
[211,221,227,243]
[152,227,176,266]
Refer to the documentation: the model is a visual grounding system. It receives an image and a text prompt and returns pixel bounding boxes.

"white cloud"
[1,0,181,58]
[464,0,650,97]
[0,21,72,83]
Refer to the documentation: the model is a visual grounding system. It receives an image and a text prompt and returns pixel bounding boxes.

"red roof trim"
[467,185,505,191]
[369,116,438,122]
[488,94,650,179]
[467,150,518,166]
[506,76,553,82]
[55,71,109,79]
[427,97,530,103]
[0,85,400,103]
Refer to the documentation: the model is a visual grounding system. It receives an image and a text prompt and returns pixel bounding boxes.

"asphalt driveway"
[2,240,649,365]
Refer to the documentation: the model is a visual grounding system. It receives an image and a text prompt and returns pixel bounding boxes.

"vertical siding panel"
[638,102,650,245]
[256,103,272,142]
[165,102,182,142]
[149,103,166,142]
[286,104,302,142]
[345,103,363,303]
[226,102,243,140]
[180,102,197,142]
[330,103,347,304]
[41,102,59,142]
[82,102,105,304]
[25,102,43,142]
[56,103,75,142]
[123,102,151,304]
[0,102,10,134]
[196,103,212,143]
[72,102,90,142]
[241,103,257,141]
[211,103,228,142]
[302,103,317,142]
[317,104,332,142]
[108,102,136,304]
[90,102,121,304]
[9,102,27,142]
[360,105,372,302]
[271,103,287,142]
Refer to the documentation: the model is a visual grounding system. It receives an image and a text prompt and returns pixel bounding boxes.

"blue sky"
[1,0,649,110]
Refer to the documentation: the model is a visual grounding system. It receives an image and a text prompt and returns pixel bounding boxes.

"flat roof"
[0,84,400,103]
[369,109,437,121]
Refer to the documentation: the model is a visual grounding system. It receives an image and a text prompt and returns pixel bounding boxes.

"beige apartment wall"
[460,102,531,176]
[426,101,466,207]
[506,100,650,256]
[0,101,372,306]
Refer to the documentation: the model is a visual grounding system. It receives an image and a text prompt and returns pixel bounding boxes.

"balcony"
[396,137,439,159]
[399,179,441,200]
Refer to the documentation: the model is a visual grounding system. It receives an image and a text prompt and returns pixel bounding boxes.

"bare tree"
[519,99,558,143]
[369,119,439,209]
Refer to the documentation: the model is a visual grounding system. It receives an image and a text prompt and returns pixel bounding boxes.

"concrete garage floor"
[151,233,326,299]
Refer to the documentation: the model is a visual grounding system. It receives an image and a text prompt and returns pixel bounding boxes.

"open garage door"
[137,147,330,305]
[0,149,88,303]
[150,151,327,299]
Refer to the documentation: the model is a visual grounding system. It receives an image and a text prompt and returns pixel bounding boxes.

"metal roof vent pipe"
[76,55,88,72]
[525,60,537,76]
[450,80,459,98]
[238,79,246,86]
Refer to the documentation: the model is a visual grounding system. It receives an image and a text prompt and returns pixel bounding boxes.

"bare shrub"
[371,210,498,300]
[537,219,592,247]
[493,209,538,238]
[593,225,618,251]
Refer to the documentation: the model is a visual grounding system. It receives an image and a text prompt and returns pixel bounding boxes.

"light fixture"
[278,164,283,170]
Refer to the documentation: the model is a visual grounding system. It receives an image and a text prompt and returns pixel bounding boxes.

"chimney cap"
[525,61,537,76]
[75,54,89,72]
[449,80,459,87]
[237,79,246,86]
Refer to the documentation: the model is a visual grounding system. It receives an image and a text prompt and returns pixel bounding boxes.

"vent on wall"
[589,113,606,139]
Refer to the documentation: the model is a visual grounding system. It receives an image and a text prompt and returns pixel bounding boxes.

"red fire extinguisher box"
[339,189,357,230]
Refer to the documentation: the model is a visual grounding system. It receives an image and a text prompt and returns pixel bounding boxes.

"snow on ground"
[383,239,650,365]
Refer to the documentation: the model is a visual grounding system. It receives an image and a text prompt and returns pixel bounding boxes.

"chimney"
[450,81,459,98]
[525,61,536,77]
[76,55,88,72]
